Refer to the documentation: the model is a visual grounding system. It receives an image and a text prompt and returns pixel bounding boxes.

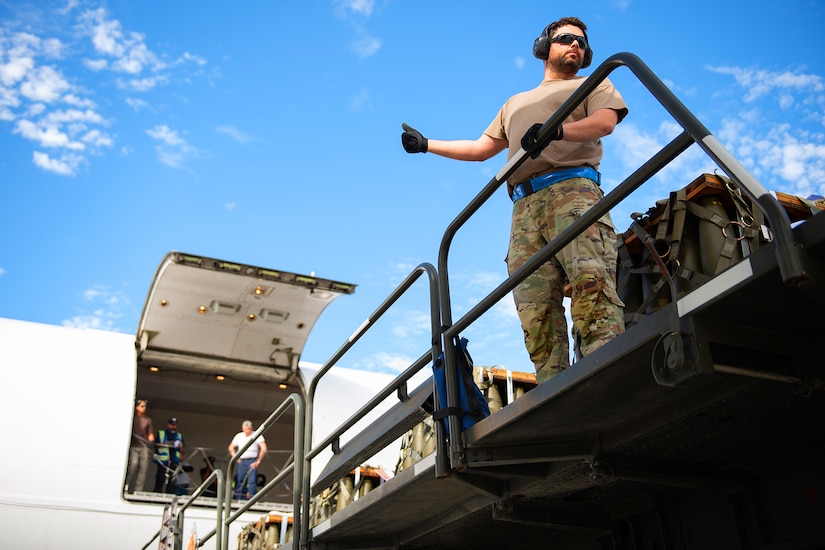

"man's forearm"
[427,135,506,162]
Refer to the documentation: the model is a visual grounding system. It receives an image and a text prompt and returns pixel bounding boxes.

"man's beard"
[551,54,580,77]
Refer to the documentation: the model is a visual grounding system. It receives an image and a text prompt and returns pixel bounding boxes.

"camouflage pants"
[507,177,624,383]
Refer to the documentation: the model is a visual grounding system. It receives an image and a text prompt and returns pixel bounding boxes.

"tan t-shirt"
[484,76,628,192]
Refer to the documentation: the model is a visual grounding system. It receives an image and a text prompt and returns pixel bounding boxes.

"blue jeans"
[234,458,258,499]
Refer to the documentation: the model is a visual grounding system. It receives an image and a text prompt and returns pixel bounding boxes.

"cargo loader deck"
[308,211,825,550]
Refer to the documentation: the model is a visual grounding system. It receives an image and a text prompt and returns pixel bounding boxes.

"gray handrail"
[436,51,810,469]
[221,393,304,550]
[140,469,225,550]
[299,262,442,547]
[180,469,225,548]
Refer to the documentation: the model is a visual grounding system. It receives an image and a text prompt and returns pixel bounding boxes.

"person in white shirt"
[227,420,267,499]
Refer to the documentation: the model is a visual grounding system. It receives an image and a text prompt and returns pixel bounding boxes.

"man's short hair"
[545,16,588,38]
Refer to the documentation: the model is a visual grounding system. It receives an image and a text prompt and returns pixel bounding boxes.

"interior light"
[247,314,256,321]
[149,366,159,372]
[252,285,273,297]
[216,375,225,381]
[160,299,168,307]
[199,305,207,314]
[278,383,288,390]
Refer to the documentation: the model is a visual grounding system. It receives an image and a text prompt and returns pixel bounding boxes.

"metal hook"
[722,221,747,241]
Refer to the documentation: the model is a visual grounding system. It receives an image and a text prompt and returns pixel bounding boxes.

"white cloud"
[19,65,70,102]
[331,0,382,59]
[611,121,715,188]
[349,88,370,111]
[82,58,108,71]
[708,66,825,199]
[611,122,665,170]
[216,125,254,144]
[180,52,207,66]
[63,94,97,108]
[750,132,825,197]
[126,97,149,111]
[43,107,105,126]
[78,8,163,73]
[111,41,154,74]
[0,46,35,85]
[76,7,173,92]
[147,124,185,146]
[354,351,415,374]
[81,128,114,147]
[463,269,503,292]
[492,296,519,322]
[391,310,431,340]
[82,9,125,56]
[335,0,376,17]
[146,124,197,168]
[32,150,84,176]
[352,34,381,59]
[117,75,167,92]
[15,119,74,147]
[0,86,21,119]
[62,285,131,332]
[0,24,113,175]
[41,37,63,58]
[708,65,825,103]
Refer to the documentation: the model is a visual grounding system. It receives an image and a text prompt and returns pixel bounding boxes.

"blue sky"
[1,0,824,376]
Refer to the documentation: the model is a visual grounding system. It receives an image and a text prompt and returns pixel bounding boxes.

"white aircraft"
[0,251,405,549]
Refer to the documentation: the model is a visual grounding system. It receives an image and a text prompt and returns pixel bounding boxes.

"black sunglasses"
[550,33,587,49]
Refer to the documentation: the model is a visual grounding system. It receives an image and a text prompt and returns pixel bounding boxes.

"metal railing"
[299,262,442,547]
[218,393,304,550]
[433,51,810,469]
[140,470,225,550]
[140,394,303,550]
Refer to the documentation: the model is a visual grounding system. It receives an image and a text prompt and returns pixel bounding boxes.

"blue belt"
[511,167,600,202]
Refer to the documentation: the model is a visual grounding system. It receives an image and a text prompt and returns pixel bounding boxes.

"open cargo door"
[127,252,355,505]
[137,251,355,382]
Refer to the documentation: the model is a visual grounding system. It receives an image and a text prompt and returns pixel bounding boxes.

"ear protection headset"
[532,23,593,69]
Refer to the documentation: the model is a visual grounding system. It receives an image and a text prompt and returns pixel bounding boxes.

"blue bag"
[432,336,490,436]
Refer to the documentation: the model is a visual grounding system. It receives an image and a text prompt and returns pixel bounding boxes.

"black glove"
[521,123,563,159]
[401,123,428,153]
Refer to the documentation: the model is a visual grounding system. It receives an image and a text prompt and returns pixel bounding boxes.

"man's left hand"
[521,123,563,159]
